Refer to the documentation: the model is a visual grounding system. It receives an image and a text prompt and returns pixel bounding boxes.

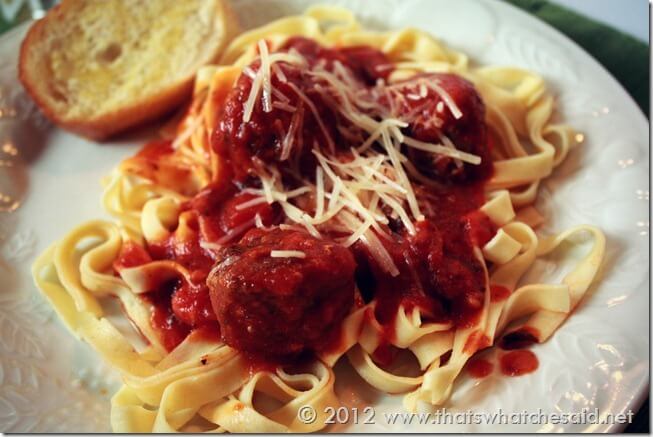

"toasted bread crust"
[18,0,240,141]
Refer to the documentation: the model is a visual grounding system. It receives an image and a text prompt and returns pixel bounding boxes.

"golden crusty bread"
[19,0,239,140]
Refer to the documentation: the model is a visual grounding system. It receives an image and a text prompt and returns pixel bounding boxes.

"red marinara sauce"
[113,241,152,271]
[463,331,492,355]
[467,358,493,379]
[490,284,511,303]
[499,327,540,350]
[496,327,541,377]
[500,350,539,376]
[126,37,497,362]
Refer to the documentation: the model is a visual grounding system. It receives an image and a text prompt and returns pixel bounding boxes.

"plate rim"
[0,0,649,432]
[491,1,649,431]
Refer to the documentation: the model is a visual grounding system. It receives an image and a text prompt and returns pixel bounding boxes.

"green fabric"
[0,0,54,36]
[506,0,649,117]
[0,10,25,36]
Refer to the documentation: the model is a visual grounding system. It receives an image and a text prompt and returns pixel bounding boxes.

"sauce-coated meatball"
[207,228,356,361]
[394,73,491,182]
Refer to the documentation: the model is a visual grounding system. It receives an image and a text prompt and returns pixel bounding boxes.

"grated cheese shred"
[270,250,306,259]
[258,40,273,113]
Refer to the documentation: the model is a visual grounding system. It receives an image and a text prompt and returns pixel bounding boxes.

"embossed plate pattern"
[0,0,648,432]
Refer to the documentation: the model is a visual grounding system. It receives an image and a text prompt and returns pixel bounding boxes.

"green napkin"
[0,9,28,35]
[0,0,54,35]
[506,0,649,117]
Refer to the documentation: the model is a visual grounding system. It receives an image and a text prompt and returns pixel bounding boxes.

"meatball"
[211,37,393,182]
[207,228,356,361]
[212,48,341,182]
[394,73,491,182]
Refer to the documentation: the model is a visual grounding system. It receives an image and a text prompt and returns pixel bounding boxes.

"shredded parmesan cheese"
[243,67,264,123]
[280,105,304,161]
[215,217,257,245]
[243,67,256,79]
[242,44,305,123]
[270,250,306,258]
[272,63,288,83]
[428,80,463,119]
[403,136,481,164]
[315,166,325,220]
[200,240,222,253]
[272,101,297,112]
[258,40,273,113]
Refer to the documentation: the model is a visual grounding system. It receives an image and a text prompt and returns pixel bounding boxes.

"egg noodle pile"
[32,6,605,432]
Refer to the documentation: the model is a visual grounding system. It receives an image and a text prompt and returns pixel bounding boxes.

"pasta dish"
[32,6,605,433]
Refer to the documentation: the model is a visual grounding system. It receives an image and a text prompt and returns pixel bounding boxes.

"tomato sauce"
[500,350,539,376]
[467,357,493,378]
[490,284,511,303]
[494,326,540,377]
[440,350,453,366]
[499,327,540,350]
[113,193,279,351]
[122,139,197,195]
[142,281,193,352]
[113,242,152,271]
[362,183,495,342]
[464,331,492,355]
[372,343,400,367]
[378,73,493,183]
[126,37,498,361]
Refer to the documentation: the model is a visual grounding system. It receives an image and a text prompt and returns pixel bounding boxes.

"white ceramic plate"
[0,0,648,432]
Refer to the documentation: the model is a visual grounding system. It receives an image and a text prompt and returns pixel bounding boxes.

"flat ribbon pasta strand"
[192,361,339,432]
[514,225,606,342]
[474,68,575,207]
[33,220,169,369]
[483,221,539,341]
[52,220,121,315]
[318,304,367,367]
[102,169,187,238]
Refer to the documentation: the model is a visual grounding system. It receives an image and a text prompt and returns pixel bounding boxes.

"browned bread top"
[19,0,239,140]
